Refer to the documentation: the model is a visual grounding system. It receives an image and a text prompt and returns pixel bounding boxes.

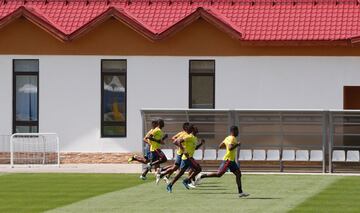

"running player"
[195,126,249,197]
[166,125,204,193]
[128,120,158,165]
[156,122,190,184]
[140,119,168,179]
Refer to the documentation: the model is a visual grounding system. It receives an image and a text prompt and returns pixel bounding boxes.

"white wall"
[1,56,360,153]
[216,57,360,109]
[0,58,12,135]
[39,56,188,152]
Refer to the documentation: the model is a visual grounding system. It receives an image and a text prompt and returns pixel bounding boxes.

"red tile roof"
[1,0,360,44]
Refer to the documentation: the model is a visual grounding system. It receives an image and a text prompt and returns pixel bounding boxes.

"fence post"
[56,134,60,167]
[328,111,333,173]
[321,111,328,173]
[231,110,240,166]
[10,134,14,168]
[140,110,146,170]
[279,111,284,172]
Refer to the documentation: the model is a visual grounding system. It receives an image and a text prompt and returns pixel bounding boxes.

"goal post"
[10,133,60,168]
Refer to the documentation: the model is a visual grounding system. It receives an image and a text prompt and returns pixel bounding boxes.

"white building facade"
[1,56,360,155]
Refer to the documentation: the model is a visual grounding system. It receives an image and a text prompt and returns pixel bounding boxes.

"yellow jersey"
[149,127,164,152]
[173,131,188,155]
[181,134,197,160]
[223,135,237,161]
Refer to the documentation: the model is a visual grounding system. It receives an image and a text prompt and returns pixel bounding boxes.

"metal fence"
[329,110,360,172]
[141,109,360,173]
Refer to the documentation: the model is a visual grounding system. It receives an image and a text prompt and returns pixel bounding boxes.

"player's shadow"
[243,197,281,200]
[192,192,281,199]
[195,188,227,191]
[193,192,242,194]
[196,185,224,188]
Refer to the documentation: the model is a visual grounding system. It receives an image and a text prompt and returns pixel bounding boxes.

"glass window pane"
[103,125,125,136]
[190,60,215,74]
[102,60,126,73]
[14,60,39,72]
[191,76,214,108]
[16,76,38,121]
[103,75,126,122]
[15,126,38,133]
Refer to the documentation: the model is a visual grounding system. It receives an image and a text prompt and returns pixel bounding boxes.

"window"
[13,59,39,133]
[101,60,127,137]
[189,60,215,108]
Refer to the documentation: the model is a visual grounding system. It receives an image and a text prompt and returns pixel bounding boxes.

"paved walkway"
[1,164,360,175]
[0,164,143,173]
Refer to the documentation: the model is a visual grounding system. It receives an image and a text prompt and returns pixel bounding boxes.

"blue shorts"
[180,158,201,171]
[218,160,239,174]
[144,144,151,159]
[150,149,166,162]
[175,154,182,166]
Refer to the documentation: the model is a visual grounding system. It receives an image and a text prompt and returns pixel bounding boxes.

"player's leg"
[129,155,148,164]
[188,169,194,179]
[161,164,173,171]
[166,159,189,193]
[199,160,229,179]
[184,158,202,188]
[141,151,158,179]
[129,144,150,164]
[159,164,178,178]
[148,150,168,167]
[159,154,181,178]
[232,169,249,197]
[230,162,249,197]
[154,164,160,175]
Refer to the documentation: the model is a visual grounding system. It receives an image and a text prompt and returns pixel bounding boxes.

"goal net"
[10,133,60,167]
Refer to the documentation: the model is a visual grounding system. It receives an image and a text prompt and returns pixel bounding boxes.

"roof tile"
[1,0,360,43]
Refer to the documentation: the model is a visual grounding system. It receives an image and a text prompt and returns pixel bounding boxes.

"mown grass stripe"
[49,174,339,213]
[0,173,151,213]
[289,176,360,213]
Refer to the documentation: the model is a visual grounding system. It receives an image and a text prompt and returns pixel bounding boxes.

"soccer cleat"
[163,176,170,184]
[182,180,190,190]
[146,163,152,170]
[239,192,250,198]
[139,175,147,180]
[127,156,134,163]
[188,183,196,189]
[166,184,173,193]
[155,173,161,185]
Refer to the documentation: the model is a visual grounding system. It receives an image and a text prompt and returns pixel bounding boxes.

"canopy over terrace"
[141,109,360,173]
[1,0,360,45]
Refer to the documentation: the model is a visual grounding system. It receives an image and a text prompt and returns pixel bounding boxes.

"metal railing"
[141,109,360,173]
[329,110,360,172]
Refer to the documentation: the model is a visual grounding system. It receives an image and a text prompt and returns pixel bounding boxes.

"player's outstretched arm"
[196,139,205,150]
[174,138,185,151]
[171,132,181,141]
[218,141,226,149]
[147,135,162,144]
[229,141,241,151]
[161,134,168,143]
[143,136,151,145]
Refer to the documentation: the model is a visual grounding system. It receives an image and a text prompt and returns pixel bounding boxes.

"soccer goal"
[10,133,60,167]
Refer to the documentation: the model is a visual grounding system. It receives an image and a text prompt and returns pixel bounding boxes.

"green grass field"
[0,173,359,213]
